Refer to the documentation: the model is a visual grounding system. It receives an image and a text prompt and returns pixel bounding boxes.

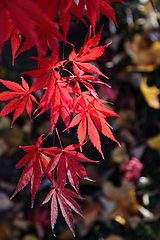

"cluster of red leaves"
[0,0,155,236]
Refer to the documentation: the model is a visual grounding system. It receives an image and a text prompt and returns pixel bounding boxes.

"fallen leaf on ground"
[147,133,160,154]
[140,76,160,109]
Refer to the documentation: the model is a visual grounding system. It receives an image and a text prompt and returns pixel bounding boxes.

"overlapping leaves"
[42,177,84,236]
[68,92,121,158]
[0,0,56,51]
[68,26,110,77]
[10,135,55,207]
[0,77,38,126]
[0,0,155,64]
[0,0,147,236]
[43,143,97,192]
[0,23,123,235]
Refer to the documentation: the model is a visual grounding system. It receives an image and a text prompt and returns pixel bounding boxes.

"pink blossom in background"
[98,84,119,102]
[120,157,143,182]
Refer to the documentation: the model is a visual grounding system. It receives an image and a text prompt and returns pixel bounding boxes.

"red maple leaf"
[0,3,9,50]
[0,0,56,51]
[42,178,84,236]
[10,135,55,207]
[36,0,85,39]
[77,0,125,32]
[23,54,72,132]
[32,73,73,132]
[23,53,66,92]
[15,19,64,59]
[67,92,120,158]
[67,26,111,77]
[78,0,102,32]
[67,71,110,97]
[0,77,38,126]
[10,27,21,65]
[5,17,22,65]
[100,0,125,26]
[43,143,97,193]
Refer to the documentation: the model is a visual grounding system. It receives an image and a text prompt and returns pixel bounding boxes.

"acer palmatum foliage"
[0,0,155,236]
[0,78,38,126]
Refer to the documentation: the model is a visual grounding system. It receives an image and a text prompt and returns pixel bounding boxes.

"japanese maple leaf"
[16,19,64,59]
[23,53,66,92]
[78,0,102,32]
[6,17,22,65]
[33,73,73,132]
[42,181,84,236]
[10,27,21,65]
[0,3,9,50]
[0,77,38,126]
[78,0,125,33]
[67,26,111,77]
[10,135,55,207]
[67,92,120,158]
[0,0,57,51]
[67,71,110,97]
[100,0,125,27]
[23,55,71,132]
[36,0,85,39]
[43,143,97,193]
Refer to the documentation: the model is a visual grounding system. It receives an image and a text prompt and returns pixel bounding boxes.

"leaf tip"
[106,41,112,48]
[10,191,16,200]
[31,198,35,209]
[10,196,13,201]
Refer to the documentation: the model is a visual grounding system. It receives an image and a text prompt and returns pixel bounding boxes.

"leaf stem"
[55,128,63,149]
